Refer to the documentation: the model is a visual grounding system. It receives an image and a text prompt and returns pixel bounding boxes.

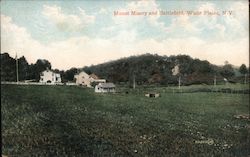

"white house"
[95,83,115,93]
[40,69,61,84]
[74,71,91,87]
[74,71,106,87]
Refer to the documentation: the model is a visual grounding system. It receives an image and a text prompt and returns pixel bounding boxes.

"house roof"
[97,83,115,88]
[74,71,89,78]
[41,69,60,75]
[89,73,99,79]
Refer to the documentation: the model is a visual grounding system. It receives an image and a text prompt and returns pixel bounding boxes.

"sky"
[1,0,249,70]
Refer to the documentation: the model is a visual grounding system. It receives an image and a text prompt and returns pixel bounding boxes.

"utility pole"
[244,73,247,84]
[16,53,19,84]
[178,75,181,90]
[133,73,136,89]
[214,75,217,87]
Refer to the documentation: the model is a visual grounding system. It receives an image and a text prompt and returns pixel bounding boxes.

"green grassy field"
[1,84,249,157]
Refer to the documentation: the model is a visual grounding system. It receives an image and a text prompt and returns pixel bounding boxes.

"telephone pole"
[178,75,181,90]
[133,73,136,89]
[244,74,247,84]
[214,75,217,87]
[16,53,19,83]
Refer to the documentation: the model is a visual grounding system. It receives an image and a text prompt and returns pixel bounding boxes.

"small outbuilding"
[145,93,160,98]
[95,83,115,93]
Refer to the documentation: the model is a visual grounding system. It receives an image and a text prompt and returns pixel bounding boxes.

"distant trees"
[239,64,248,84]
[64,68,78,81]
[83,54,221,85]
[1,53,52,81]
[1,53,16,81]
[1,52,246,85]
[194,60,212,74]
[18,56,29,81]
[220,61,235,79]
[176,55,193,75]
[35,59,51,71]
[239,64,248,75]
[29,59,52,81]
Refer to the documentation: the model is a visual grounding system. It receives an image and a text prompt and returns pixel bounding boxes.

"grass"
[116,83,249,94]
[1,84,249,157]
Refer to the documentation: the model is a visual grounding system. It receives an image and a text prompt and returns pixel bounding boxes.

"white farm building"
[95,83,116,93]
[74,71,106,87]
[74,71,91,87]
[39,69,61,84]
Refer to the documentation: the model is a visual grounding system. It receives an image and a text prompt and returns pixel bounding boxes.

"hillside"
[82,53,241,85]
[1,53,247,85]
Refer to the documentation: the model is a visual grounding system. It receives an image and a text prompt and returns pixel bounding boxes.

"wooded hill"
[82,53,248,86]
[1,52,248,85]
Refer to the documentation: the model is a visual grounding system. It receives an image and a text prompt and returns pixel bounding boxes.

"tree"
[30,59,52,81]
[220,62,235,79]
[35,59,51,71]
[239,64,248,84]
[58,70,66,83]
[239,64,247,75]
[195,60,212,74]
[64,68,78,81]
[1,53,16,81]
[176,55,193,75]
[18,56,29,81]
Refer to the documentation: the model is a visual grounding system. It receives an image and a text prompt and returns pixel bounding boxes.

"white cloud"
[223,1,249,38]
[230,1,248,21]
[42,5,95,31]
[164,1,248,40]
[1,14,47,63]
[78,7,95,24]
[1,13,248,70]
[164,2,219,36]
[134,37,249,66]
[111,1,221,36]
[127,0,159,11]
[99,8,108,14]
[164,15,202,34]
[113,0,161,28]
[195,2,218,28]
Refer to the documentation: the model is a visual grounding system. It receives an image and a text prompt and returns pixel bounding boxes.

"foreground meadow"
[1,84,249,156]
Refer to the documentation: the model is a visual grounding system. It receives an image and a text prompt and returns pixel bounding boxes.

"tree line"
[1,52,249,85]
[1,53,76,82]
[82,53,249,86]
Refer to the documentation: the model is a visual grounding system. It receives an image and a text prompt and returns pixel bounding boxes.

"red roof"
[89,73,99,79]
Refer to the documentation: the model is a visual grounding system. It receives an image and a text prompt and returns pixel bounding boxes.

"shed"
[145,93,160,98]
[95,83,115,93]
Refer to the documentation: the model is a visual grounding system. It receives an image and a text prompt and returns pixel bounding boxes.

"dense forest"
[82,53,248,85]
[1,52,248,86]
